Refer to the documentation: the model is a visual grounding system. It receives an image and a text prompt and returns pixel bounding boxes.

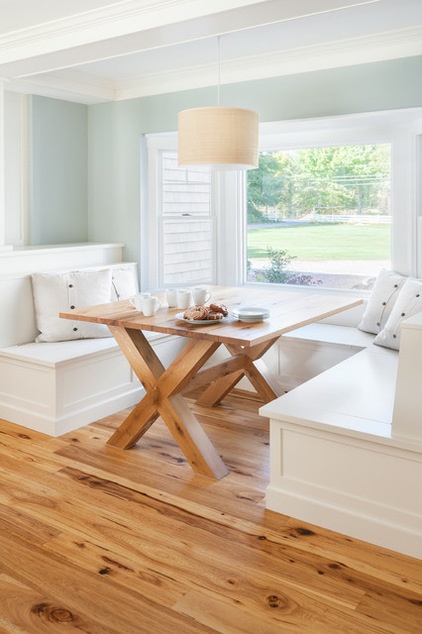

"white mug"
[129,293,145,311]
[141,296,161,316]
[166,288,177,307]
[176,288,193,309]
[192,287,211,305]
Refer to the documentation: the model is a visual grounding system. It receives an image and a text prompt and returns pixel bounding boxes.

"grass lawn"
[247,223,391,260]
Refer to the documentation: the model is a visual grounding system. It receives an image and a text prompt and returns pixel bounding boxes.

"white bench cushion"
[0,330,166,367]
[261,346,398,436]
[0,338,119,366]
[282,323,375,349]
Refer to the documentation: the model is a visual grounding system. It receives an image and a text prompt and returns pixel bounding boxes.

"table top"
[60,285,363,347]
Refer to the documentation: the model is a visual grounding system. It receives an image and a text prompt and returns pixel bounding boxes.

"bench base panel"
[266,423,422,559]
[0,345,142,437]
[0,334,186,437]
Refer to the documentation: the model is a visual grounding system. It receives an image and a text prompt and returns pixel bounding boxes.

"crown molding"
[8,74,114,104]
[115,25,422,100]
[6,23,421,105]
[0,0,265,65]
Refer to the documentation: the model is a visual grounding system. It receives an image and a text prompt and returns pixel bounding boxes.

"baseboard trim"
[266,485,422,560]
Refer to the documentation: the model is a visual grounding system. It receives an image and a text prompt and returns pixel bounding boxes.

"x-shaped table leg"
[106,327,228,479]
[197,337,285,407]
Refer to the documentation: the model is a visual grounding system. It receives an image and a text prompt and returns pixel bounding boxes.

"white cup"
[129,293,145,311]
[166,289,177,307]
[176,288,193,309]
[141,295,161,316]
[192,287,211,305]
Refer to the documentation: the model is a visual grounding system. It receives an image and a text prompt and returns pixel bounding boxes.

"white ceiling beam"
[0,0,380,78]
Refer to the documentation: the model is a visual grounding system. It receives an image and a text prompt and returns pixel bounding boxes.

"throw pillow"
[358,268,406,334]
[110,265,139,301]
[373,277,422,350]
[32,269,113,342]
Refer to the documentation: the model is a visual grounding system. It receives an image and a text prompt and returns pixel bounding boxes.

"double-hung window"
[145,134,215,289]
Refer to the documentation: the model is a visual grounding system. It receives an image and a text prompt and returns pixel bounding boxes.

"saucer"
[232,306,270,322]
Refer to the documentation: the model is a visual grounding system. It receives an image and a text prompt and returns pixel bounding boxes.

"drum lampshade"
[178,106,259,170]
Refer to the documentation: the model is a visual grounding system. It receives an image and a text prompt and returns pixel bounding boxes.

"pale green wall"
[29,55,422,258]
[87,99,143,260]
[88,55,422,264]
[30,95,88,245]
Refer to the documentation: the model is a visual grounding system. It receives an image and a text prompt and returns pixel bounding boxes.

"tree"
[247,144,391,220]
[247,153,286,222]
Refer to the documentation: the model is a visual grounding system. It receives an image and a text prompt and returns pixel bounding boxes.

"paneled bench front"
[0,332,183,437]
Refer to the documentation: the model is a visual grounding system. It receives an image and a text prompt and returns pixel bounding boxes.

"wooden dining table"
[60,286,362,479]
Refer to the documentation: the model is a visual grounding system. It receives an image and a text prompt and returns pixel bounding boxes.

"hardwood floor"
[0,389,421,633]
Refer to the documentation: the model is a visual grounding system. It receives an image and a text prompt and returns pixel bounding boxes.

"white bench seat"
[263,345,397,437]
[259,345,422,559]
[282,322,375,348]
[0,331,164,366]
[0,337,118,365]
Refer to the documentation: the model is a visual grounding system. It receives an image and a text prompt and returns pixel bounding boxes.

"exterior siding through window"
[160,151,213,285]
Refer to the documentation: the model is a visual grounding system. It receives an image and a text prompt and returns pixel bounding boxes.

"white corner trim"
[8,73,115,105]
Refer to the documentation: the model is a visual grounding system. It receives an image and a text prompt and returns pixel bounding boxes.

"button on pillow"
[31,269,113,342]
[373,278,422,350]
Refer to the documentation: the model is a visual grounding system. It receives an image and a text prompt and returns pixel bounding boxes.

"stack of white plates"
[232,306,270,323]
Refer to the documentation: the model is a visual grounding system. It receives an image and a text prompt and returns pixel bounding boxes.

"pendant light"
[178,36,259,171]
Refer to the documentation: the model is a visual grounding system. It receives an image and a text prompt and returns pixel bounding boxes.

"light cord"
[217,35,221,106]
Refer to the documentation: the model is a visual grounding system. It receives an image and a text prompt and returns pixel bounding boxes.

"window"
[145,135,215,289]
[145,110,422,293]
[247,143,391,290]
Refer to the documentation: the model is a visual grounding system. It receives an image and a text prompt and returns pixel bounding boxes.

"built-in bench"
[0,244,184,436]
[260,314,422,559]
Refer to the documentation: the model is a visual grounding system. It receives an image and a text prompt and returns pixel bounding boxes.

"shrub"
[265,247,320,286]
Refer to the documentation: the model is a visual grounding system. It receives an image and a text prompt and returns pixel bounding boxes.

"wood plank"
[0,532,215,634]
[174,589,386,634]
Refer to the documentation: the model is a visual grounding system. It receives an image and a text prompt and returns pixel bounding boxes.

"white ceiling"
[1,0,421,104]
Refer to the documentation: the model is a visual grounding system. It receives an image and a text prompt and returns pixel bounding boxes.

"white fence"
[312,213,391,224]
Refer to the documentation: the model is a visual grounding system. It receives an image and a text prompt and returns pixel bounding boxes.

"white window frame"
[241,108,422,295]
